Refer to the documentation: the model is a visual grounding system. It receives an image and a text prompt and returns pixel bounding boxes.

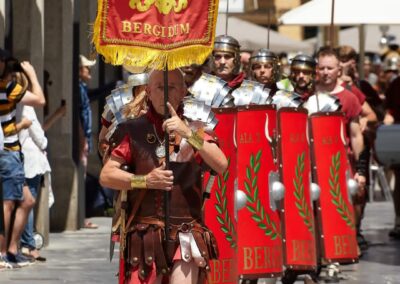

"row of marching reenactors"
[188,36,375,284]
[96,34,375,284]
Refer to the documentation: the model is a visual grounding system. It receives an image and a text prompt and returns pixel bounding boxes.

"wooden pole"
[163,66,170,244]
[329,0,335,47]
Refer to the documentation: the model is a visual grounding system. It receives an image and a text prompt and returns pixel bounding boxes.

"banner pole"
[329,0,335,47]
[225,0,230,35]
[267,6,271,49]
[163,66,171,245]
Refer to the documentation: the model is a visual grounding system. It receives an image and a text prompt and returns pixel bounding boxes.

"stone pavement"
[0,201,399,284]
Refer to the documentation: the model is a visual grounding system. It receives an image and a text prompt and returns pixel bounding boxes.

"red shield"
[277,108,317,270]
[236,105,283,279]
[204,108,237,284]
[309,113,358,264]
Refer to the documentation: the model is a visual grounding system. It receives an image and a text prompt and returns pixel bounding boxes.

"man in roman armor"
[289,54,317,99]
[98,72,149,160]
[100,69,228,284]
[249,48,280,95]
[211,35,245,89]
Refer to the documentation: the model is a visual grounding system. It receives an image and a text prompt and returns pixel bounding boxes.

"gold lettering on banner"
[243,246,282,270]
[211,259,235,283]
[122,21,132,32]
[133,22,142,33]
[152,25,161,37]
[168,26,175,38]
[291,240,314,262]
[180,23,190,34]
[333,235,357,256]
[144,23,152,35]
[121,21,190,39]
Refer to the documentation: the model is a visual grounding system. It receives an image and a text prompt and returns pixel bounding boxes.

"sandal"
[84,221,99,229]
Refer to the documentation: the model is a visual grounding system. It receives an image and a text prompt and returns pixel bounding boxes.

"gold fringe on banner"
[92,0,219,70]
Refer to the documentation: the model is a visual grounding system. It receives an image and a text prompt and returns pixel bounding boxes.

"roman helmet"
[383,56,399,72]
[289,54,317,92]
[249,48,280,84]
[212,34,241,75]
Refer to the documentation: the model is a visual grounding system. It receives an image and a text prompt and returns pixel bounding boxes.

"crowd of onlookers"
[0,48,48,269]
[0,50,100,270]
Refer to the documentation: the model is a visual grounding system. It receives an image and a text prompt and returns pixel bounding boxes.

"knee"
[3,201,16,213]
[21,197,36,210]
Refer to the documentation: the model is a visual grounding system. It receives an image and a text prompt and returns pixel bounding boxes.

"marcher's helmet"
[212,35,241,75]
[289,54,317,91]
[383,56,399,72]
[214,35,240,54]
[290,54,317,72]
[249,48,280,84]
[127,73,149,88]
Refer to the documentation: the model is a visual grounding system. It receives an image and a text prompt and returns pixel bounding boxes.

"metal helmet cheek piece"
[383,56,399,72]
[249,48,280,84]
[289,54,317,92]
[212,35,241,75]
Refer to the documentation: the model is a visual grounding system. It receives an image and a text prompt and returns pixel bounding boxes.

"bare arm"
[194,140,228,174]
[359,101,377,131]
[350,119,367,188]
[100,156,132,190]
[384,112,394,125]
[349,119,364,161]
[20,61,46,106]
[100,156,174,191]
[98,125,109,159]
[15,117,32,132]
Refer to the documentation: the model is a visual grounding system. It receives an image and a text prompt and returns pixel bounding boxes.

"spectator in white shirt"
[18,105,51,261]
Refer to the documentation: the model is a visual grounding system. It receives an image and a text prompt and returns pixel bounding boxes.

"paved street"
[0,201,399,284]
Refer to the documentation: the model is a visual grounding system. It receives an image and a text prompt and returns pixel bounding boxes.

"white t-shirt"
[18,105,51,178]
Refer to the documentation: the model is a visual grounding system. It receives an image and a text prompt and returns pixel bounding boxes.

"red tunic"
[341,82,366,105]
[332,88,362,126]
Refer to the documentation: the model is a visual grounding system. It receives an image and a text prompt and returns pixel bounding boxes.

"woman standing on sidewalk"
[18,105,50,262]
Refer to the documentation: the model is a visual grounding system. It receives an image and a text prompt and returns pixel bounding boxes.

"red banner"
[236,105,283,279]
[309,113,358,264]
[93,0,219,69]
[204,108,237,284]
[277,108,317,271]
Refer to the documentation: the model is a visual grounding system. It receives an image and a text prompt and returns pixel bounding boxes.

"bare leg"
[0,234,5,254]
[8,186,34,254]
[170,260,199,284]
[2,200,15,254]
[392,169,400,231]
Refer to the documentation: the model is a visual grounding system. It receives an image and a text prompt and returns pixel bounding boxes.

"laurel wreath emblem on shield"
[244,150,281,240]
[293,151,314,234]
[329,151,355,229]
[215,158,237,248]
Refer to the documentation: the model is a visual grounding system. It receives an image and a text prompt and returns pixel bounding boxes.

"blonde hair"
[122,86,148,118]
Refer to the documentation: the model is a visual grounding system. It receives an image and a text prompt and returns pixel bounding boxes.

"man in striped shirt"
[0,49,45,268]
